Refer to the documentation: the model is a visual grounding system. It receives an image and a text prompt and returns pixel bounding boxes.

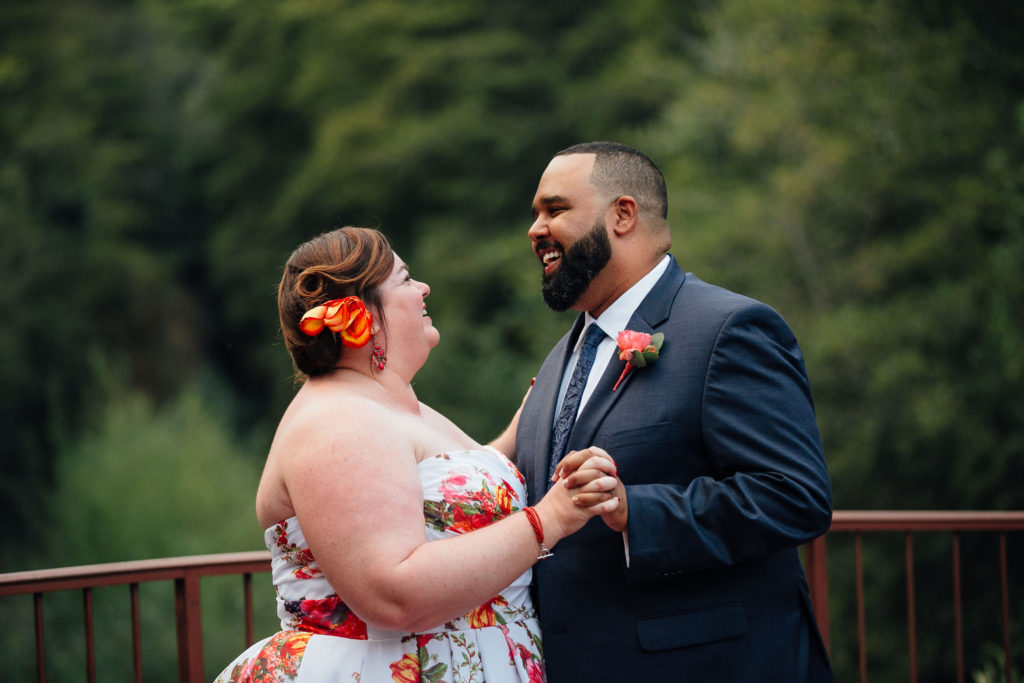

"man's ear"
[611,195,639,236]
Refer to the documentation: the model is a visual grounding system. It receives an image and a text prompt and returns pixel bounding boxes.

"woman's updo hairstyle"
[278,227,394,379]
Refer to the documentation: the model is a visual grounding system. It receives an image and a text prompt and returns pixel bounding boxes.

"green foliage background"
[1,0,1022,680]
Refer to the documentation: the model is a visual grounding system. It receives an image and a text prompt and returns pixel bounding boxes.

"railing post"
[83,587,95,683]
[999,534,1011,683]
[34,592,46,683]
[244,572,254,647]
[804,534,831,653]
[952,533,964,683]
[130,583,143,683]
[175,570,204,683]
[906,533,917,683]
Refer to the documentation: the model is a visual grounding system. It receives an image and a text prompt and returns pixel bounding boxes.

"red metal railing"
[804,510,1024,683]
[0,551,270,683]
[1,511,1021,682]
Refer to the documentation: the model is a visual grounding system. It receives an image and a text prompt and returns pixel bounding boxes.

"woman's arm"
[284,400,612,632]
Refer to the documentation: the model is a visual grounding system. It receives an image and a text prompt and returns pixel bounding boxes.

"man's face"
[529,154,612,311]
[540,217,611,311]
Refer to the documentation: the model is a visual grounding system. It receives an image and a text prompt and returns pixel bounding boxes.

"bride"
[215,226,619,682]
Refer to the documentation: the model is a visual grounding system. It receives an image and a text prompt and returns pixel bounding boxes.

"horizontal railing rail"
[1,511,1021,682]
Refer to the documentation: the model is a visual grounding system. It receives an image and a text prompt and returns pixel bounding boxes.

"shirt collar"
[583,254,671,344]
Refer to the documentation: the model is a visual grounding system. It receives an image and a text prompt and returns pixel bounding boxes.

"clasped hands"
[552,447,628,532]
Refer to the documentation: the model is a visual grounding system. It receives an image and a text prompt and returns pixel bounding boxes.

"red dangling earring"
[371,341,387,371]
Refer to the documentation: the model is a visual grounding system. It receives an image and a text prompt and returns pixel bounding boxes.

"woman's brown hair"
[278,227,394,379]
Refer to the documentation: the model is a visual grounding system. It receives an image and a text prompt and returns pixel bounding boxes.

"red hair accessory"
[299,297,374,349]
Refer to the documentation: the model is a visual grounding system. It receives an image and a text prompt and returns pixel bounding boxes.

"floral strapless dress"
[214,449,544,683]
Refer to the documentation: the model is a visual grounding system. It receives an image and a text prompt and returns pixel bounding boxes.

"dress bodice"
[264,448,534,639]
[217,448,544,682]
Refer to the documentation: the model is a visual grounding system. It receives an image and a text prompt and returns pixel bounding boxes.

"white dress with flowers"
[214,449,545,683]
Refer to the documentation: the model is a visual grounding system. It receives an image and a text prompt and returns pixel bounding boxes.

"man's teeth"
[542,251,561,265]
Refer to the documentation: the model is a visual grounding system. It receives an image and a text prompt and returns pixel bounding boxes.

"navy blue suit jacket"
[516,258,834,682]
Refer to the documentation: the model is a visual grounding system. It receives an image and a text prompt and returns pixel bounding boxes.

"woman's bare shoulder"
[273,387,402,460]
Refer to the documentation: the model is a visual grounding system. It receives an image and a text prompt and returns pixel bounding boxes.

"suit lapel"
[567,259,686,453]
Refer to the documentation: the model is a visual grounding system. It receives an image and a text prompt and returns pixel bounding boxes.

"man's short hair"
[556,141,668,220]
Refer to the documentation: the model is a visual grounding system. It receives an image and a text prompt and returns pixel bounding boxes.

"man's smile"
[536,242,564,275]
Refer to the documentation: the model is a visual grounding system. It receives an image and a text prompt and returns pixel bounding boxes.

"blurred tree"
[0,0,208,549]
[0,380,273,682]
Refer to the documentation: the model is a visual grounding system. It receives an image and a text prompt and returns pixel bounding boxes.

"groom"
[515,141,835,682]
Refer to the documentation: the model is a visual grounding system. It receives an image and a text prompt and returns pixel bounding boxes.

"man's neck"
[579,254,669,318]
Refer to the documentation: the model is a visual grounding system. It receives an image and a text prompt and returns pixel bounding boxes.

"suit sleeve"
[624,302,832,581]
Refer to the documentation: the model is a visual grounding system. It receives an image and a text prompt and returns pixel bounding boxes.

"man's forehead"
[546,152,596,175]
[535,155,595,198]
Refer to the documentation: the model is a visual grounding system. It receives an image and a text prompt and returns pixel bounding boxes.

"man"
[515,141,834,681]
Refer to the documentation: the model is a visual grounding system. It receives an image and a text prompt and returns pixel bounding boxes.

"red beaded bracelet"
[523,506,553,559]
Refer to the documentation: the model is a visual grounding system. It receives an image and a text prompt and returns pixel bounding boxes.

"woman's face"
[377,253,439,362]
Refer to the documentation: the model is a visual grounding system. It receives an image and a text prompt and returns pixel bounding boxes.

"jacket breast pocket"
[636,603,747,652]
[602,421,676,449]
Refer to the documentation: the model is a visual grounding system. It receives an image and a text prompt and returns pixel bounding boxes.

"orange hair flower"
[299,297,374,348]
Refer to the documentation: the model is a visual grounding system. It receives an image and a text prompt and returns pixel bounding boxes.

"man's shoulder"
[674,272,795,342]
[677,272,763,312]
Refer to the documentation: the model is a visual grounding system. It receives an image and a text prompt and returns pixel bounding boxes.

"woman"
[215,227,619,682]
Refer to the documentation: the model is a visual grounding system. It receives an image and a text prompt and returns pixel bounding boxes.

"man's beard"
[541,219,612,311]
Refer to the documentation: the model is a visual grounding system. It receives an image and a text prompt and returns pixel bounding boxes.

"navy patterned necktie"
[549,324,606,483]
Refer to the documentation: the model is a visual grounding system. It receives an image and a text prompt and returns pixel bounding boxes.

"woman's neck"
[326,363,421,413]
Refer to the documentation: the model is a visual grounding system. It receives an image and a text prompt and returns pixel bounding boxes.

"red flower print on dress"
[494,480,518,515]
[526,657,544,683]
[499,624,517,663]
[450,507,494,534]
[285,596,368,639]
[424,468,514,535]
[273,520,320,579]
[232,631,311,682]
[466,595,509,628]
[293,566,320,580]
[438,473,469,496]
[516,643,545,683]
[389,653,419,683]
[275,632,311,674]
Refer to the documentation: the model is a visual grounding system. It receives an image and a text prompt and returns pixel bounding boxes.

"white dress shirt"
[553,255,671,421]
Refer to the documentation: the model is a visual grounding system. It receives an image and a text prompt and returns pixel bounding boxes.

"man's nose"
[528,217,548,242]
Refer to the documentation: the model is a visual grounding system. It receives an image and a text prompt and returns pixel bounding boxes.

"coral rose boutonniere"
[612,330,664,391]
[299,296,373,348]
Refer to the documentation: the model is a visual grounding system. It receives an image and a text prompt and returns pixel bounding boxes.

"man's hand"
[554,446,629,533]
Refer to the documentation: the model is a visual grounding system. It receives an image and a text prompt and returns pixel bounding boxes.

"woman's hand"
[553,446,629,533]
[532,452,619,547]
